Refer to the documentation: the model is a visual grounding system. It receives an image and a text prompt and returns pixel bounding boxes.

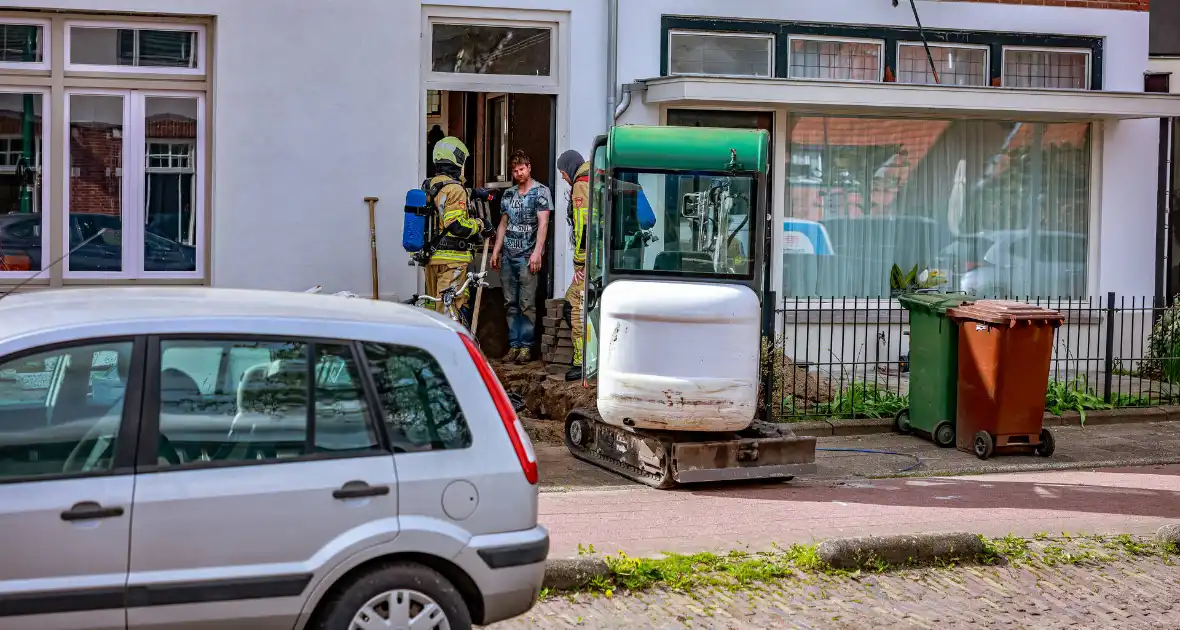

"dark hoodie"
[557,150,584,185]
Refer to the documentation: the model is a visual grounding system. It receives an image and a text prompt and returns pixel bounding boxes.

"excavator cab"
[567,125,816,489]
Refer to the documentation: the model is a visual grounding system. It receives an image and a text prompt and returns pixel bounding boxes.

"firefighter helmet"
[432,136,470,169]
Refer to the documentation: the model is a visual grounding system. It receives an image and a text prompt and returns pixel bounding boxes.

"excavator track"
[564,408,818,490]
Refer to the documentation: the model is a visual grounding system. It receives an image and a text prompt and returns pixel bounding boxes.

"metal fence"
[769,293,1180,420]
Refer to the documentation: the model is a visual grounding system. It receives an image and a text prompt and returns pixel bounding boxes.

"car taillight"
[460,333,538,484]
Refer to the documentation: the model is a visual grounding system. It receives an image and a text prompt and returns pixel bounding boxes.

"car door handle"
[60,501,125,522]
[332,481,391,500]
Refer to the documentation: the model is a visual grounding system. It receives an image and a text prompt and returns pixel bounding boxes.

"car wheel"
[315,562,472,630]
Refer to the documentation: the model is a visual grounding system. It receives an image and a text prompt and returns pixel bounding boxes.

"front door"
[0,338,142,630]
[125,336,398,630]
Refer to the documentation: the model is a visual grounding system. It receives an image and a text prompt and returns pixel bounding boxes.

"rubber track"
[564,411,677,490]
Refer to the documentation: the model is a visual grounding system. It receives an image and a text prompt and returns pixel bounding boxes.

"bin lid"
[897,292,975,315]
[945,300,1065,327]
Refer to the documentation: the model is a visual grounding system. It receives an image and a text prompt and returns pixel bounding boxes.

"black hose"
[816,447,923,473]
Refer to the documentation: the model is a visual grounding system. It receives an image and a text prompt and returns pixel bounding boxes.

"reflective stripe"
[431,250,473,263]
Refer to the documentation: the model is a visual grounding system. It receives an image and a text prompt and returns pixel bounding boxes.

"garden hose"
[816,447,923,473]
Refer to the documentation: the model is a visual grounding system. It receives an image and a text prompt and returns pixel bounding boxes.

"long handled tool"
[470,237,491,334]
[365,196,380,300]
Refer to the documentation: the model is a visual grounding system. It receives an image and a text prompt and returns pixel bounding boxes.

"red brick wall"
[945,0,1147,10]
[69,125,122,217]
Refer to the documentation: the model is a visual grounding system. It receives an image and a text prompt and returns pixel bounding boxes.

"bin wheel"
[1035,429,1055,457]
[973,431,995,460]
[933,421,956,448]
[894,409,911,435]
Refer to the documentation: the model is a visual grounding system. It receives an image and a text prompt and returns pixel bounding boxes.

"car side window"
[0,340,135,480]
[153,338,380,468]
[362,342,472,452]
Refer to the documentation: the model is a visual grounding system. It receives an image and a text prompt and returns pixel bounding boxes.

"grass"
[548,534,1178,599]
[1044,376,1111,426]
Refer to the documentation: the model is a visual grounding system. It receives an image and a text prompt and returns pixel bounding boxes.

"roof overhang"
[641,76,1180,121]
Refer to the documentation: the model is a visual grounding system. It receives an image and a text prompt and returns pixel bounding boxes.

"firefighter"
[558,150,590,381]
[423,136,486,326]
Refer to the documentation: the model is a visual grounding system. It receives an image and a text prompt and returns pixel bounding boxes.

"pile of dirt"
[494,360,597,422]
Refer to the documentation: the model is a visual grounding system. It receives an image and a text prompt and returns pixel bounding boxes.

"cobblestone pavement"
[490,555,1180,629]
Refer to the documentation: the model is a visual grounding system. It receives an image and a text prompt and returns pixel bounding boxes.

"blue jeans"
[501,252,538,349]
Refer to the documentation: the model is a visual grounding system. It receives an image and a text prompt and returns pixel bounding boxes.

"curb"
[1158,524,1180,547]
[542,531,985,589]
[789,405,1180,438]
[817,532,983,570]
[542,557,610,590]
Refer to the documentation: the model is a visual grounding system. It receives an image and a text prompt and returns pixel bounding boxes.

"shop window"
[0,90,46,275]
[66,91,203,278]
[667,31,774,78]
[788,36,883,82]
[784,116,1091,300]
[430,23,551,77]
[1002,47,1090,90]
[0,21,46,67]
[897,43,988,86]
[68,23,203,73]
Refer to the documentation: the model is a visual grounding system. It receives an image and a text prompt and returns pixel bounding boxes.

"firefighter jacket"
[570,161,591,269]
[426,174,482,264]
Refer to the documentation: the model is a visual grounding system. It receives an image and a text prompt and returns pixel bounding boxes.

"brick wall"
[945,0,1147,10]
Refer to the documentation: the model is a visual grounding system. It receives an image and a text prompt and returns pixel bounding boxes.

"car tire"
[314,562,472,630]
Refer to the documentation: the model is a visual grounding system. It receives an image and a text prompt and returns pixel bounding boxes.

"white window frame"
[1000,45,1092,91]
[895,42,990,86]
[0,86,49,279]
[483,92,509,184]
[424,15,559,91]
[666,29,776,78]
[64,20,206,76]
[63,89,205,280]
[786,35,885,84]
[0,17,50,71]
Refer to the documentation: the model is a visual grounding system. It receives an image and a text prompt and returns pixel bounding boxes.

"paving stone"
[490,555,1180,629]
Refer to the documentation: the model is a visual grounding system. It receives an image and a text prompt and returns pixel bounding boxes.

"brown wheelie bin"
[945,301,1064,460]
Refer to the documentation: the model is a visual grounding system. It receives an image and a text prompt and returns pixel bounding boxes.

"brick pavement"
[540,465,1180,558]
[490,553,1180,629]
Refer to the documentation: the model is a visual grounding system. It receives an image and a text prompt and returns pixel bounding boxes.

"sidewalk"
[539,463,1180,558]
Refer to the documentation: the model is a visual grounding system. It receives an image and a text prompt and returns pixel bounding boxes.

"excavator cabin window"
[608,169,755,279]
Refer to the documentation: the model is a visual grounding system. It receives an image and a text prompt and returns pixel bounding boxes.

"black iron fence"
[769,293,1180,420]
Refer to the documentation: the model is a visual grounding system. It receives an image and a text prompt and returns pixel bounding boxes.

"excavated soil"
[493,360,596,446]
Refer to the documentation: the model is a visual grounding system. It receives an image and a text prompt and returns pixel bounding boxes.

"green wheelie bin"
[896,292,975,448]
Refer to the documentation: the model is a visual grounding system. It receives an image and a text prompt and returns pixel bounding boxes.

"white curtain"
[783,115,1092,300]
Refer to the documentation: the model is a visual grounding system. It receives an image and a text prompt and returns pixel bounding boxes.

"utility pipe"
[606,0,618,130]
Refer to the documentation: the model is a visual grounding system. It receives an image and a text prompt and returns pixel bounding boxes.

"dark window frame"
[137,334,391,474]
[660,16,1104,90]
[0,335,146,485]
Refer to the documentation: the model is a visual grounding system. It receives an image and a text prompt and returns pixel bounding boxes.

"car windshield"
[609,169,755,278]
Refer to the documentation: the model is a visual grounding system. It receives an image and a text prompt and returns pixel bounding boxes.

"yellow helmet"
[432,136,470,168]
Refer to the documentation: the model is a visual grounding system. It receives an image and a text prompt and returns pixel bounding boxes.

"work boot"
[513,348,528,364]
[565,365,583,382]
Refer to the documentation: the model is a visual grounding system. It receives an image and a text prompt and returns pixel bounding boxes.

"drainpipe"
[606,0,618,131]
[614,82,643,122]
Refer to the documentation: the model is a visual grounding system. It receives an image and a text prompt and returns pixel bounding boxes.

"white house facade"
[0,0,1175,313]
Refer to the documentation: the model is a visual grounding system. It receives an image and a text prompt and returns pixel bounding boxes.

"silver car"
[0,287,546,630]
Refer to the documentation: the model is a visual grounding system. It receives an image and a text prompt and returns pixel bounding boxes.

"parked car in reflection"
[935,230,1087,298]
[0,212,196,272]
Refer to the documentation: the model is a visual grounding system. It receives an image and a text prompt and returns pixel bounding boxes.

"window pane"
[784,116,1091,300]
[315,344,379,453]
[143,96,198,273]
[431,24,551,76]
[157,339,309,467]
[363,343,472,452]
[0,92,44,272]
[1003,49,1089,90]
[71,27,198,68]
[789,38,882,81]
[0,341,133,480]
[898,44,988,86]
[0,24,43,63]
[69,94,124,273]
[669,32,773,77]
[610,172,755,278]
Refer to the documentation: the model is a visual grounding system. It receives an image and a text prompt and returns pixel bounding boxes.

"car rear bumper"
[457,525,549,625]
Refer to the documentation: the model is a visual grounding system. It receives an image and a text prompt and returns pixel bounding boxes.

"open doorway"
[425,89,557,359]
